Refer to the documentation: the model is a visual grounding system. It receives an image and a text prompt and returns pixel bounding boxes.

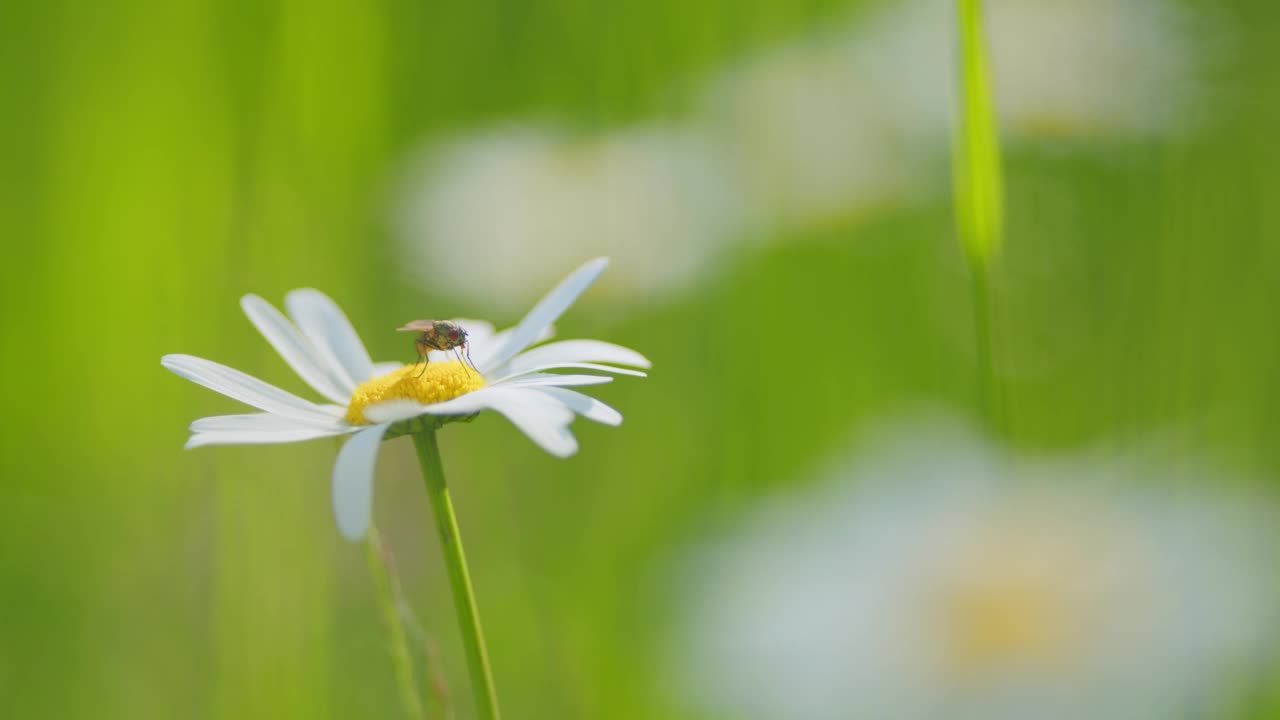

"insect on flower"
[397,319,476,376]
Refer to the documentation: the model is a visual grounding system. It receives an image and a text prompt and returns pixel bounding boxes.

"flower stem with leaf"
[413,429,501,720]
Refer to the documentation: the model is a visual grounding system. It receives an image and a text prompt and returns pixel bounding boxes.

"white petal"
[190,412,347,433]
[332,423,392,541]
[185,426,349,448]
[379,387,510,418]
[470,324,554,373]
[481,258,608,371]
[388,387,578,457]
[496,373,615,388]
[285,288,375,386]
[317,403,350,418]
[504,340,650,374]
[362,398,439,424]
[371,361,404,377]
[492,363,646,384]
[162,354,342,424]
[471,388,578,457]
[240,294,354,403]
[534,387,623,426]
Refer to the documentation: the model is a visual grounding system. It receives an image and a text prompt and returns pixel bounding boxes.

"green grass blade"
[952,0,1004,265]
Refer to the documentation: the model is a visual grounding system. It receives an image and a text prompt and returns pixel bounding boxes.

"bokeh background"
[3,0,1280,717]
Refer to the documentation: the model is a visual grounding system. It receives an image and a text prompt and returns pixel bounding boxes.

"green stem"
[412,430,501,720]
[365,526,425,720]
[969,259,1001,433]
[952,0,1004,265]
[420,635,455,720]
[952,0,1006,433]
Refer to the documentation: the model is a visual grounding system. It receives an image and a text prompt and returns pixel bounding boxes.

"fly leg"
[453,347,472,376]
[414,336,430,378]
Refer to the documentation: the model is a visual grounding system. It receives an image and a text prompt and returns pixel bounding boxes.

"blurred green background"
[3,0,1279,717]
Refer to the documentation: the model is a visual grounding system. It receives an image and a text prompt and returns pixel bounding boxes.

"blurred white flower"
[846,0,1199,139]
[986,0,1198,137]
[698,0,1199,229]
[392,0,1203,299]
[702,38,925,230]
[671,418,1277,720]
[393,125,746,312]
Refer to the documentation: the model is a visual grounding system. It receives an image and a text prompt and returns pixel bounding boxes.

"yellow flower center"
[345,362,485,425]
[928,508,1120,680]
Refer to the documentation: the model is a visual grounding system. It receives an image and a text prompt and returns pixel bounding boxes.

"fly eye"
[450,329,460,341]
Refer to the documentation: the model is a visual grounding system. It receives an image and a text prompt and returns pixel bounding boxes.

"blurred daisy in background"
[670,417,1277,720]
[985,0,1199,137]
[842,0,1201,140]
[699,0,1200,231]
[700,37,926,232]
[392,125,747,312]
[391,0,1202,301]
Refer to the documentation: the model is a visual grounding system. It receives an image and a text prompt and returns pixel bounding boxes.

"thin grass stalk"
[952,0,1006,431]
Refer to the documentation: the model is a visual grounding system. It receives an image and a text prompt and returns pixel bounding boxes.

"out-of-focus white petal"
[332,423,392,541]
[185,426,350,449]
[240,294,353,404]
[504,339,651,374]
[162,354,340,424]
[285,288,375,387]
[492,363,646,384]
[534,387,623,426]
[482,258,608,371]
[190,412,347,433]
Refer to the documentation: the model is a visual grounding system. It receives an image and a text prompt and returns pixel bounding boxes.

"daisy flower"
[162,257,648,540]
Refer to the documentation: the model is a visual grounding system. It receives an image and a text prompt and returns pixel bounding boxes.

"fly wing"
[397,320,435,332]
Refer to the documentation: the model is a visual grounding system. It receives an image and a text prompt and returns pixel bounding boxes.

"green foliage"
[2,0,1280,718]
